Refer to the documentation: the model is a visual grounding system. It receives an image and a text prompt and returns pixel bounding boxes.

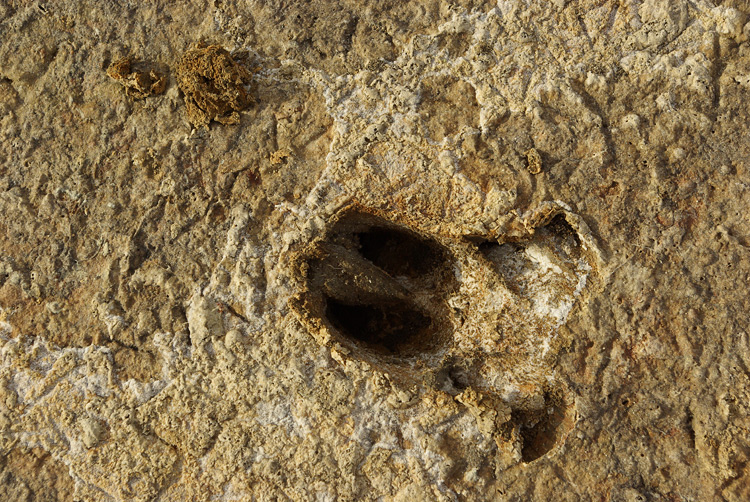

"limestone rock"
[0,1,749,500]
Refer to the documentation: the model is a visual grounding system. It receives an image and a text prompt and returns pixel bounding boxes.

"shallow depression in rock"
[293,208,459,363]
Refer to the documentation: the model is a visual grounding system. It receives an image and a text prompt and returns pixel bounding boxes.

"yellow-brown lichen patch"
[525,147,543,174]
[106,56,166,100]
[175,43,253,128]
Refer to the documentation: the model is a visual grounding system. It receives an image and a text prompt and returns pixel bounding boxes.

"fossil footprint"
[292,209,458,364]
[291,202,599,464]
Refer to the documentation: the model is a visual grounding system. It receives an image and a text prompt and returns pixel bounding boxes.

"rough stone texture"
[1,0,749,500]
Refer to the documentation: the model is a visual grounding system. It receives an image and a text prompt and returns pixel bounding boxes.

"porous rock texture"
[1,1,750,500]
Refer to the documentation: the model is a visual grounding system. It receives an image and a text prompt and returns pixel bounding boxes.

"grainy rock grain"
[1,1,749,500]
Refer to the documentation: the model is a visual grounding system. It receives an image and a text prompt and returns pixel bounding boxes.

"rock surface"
[1,0,749,500]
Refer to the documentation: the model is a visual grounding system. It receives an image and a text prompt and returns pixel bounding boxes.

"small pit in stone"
[477,214,584,298]
[435,361,472,394]
[515,393,573,463]
[478,215,580,259]
[325,298,433,356]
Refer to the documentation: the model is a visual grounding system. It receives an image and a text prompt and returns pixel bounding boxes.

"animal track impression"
[292,203,600,465]
[295,209,457,361]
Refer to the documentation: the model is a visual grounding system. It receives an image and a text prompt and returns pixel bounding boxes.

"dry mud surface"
[1,1,750,500]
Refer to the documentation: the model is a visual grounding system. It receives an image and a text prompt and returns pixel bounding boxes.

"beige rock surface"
[1,0,749,500]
